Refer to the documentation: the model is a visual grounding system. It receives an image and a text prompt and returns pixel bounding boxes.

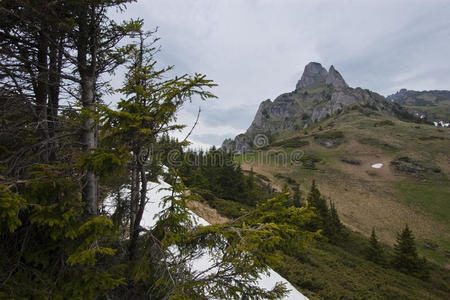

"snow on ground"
[106,179,308,299]
[371,163,383,169]
[434,120,450,127]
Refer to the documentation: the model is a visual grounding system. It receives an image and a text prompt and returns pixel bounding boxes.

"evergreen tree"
[366,228,385,265]
[100,28,216,260]
[392,224,425,276]
[292,184,302,208]
[307,180,328,219]
[323,200,346,244]
[305,180,329,231]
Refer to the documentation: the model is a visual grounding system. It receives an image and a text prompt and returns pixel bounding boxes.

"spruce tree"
[366,228,385,265]
[323,200,346,244]
[307,180,328,219]
[292,184,302,208]
[392,224,420,274]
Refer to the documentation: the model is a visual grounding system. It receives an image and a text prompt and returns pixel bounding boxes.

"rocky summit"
[296,62,348,90]
[222,62,408,153]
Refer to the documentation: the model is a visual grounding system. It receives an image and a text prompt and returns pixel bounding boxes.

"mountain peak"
[326,65,348,88]
[295,62,328,90]
[296,62,347,90]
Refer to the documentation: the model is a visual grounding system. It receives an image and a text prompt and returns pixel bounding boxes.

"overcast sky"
[115,0,450,148]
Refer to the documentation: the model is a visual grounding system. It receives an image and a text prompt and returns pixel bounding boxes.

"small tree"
[366,228,385,265]
[323,200,346,244]
[392,224,422,275]
[100,28,216,260]
[307,181,328,218]
[292,184,302,208]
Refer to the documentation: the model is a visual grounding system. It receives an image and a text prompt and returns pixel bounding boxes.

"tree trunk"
[77,2,99,215]
[36,16,50,162]
[81,75,98,214]
[129,165,148,260]
[47,29,63,161]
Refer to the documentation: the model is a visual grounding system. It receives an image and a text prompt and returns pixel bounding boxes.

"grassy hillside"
[235,108,450,267]
[276,232,450,299]
[388,90,450,121]
[191,188,450,299]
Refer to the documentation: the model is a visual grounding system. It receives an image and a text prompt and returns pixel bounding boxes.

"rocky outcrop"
[326,65,348,89]
[222,62,400,153]
[391,156,441,178]
[296,62,328,90]
[221,134,252,154]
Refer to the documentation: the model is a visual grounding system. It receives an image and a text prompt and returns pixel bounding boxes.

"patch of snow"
[105,179,308,299]
[371,163,383,169]
[433,120,450,127]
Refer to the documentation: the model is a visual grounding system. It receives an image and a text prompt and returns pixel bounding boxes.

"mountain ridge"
[222,62,417,153]
[387,89,450,126]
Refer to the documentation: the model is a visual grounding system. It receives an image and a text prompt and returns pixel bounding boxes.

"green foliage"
[392,224,428,278]
[270,136,310,148]
[127,174,315,299]
[358,136,398,150]
[178,149,274,206]
[78,148,130,177]
[374,120,395,127]
[275,231,450,299]
[0,184,24,232]
[323,200,347,244]
[306,180,328,222]
[300,153,322,169]
[313,130,344,139]
[366,228,385,265]
[0,164,125,299]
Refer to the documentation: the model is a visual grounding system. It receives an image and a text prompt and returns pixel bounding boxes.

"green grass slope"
[237,108,450,267]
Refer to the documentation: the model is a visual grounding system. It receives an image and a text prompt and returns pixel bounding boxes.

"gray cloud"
[117,0,450,148]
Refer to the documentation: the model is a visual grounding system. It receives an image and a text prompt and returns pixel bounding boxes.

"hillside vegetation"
[188,169,450,299]
[237,108,450,267]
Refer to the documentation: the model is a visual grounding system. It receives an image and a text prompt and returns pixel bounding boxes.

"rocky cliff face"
[222,62,402,153]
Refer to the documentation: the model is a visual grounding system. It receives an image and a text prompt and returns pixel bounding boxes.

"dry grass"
[186,199,230,225]
[239,114,450,264]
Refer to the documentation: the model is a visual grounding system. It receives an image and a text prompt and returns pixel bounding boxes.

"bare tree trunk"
[129,159,147,260]
[77,3,98,215]
[130,152,139,229]
[36,17,50,162]
[81,75,98,214]
[47,29,63,161]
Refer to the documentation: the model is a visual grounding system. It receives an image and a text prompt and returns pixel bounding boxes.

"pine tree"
[323,200,346,244]
[292,184,302,208]
[366,228,385,265]
[392,224,421,274]
[307,180,328,219]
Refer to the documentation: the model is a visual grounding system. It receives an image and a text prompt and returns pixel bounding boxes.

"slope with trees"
[0,1,318,298]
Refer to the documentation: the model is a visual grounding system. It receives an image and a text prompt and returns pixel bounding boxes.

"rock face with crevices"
[222,62,406,153]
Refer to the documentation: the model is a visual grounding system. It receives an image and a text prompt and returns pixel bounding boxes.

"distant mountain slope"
[222,62,415,153]
[219,62,450,267]
[387,89,450,125]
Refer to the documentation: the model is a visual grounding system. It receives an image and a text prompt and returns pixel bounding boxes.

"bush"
[374,120,395,127]
[314,130,344,139]
[270,137,309,148]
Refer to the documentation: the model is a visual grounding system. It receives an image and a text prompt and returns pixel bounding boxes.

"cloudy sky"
[115,0,450,148]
